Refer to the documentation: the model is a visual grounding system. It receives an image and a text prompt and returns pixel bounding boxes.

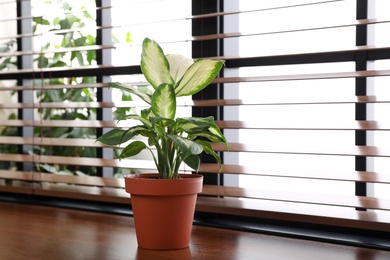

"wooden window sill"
[0,201,389,260]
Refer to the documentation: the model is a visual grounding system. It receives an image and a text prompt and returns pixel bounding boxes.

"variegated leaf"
[141,38,174,89]
[175,59,224,97]
[151,83,176,119]
[166,54,193,84]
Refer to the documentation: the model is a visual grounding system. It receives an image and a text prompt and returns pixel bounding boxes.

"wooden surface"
[0,201,389,260]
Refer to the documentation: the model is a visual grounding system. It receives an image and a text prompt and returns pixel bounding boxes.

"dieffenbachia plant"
[97,38,228,179]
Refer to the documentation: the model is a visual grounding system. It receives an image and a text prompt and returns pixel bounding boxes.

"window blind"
[0,0,390,234]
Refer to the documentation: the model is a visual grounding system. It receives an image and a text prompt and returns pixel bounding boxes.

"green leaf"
[37,56,49,68]
[48,89,62,102]
[150,117,175,128]
[141,107,152,119]
[168,135,203,159]
[83,10,94,20]
[152,121,165,137]
[209,121,228,146]
[76,52,84,66]
[126,32,132,43]
[39,164,59,174]
[74,36,87,46]
[97,126,147,146]
[166,54,193,83]
[197,140,222,170]
[175,59,224,97]
[96,129,126,145]
[188,132,224,143]
[121,125,148,143]
[33,17,50,25]
[151,83,176,119]
[70,51,76,61]
[138,86,153,96]
[109,82,151,104]
[122,114,152,128]
[186,119,228,147]
[184,154,200,171]
[175,116,214,133]
[87,35,96,45]
[86,50,95,64]
[141,38,173,89]
[53,17,62,26]
[121,92,132,101]
[120,141,147,159]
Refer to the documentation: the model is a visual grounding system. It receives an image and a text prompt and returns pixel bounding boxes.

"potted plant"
[97,38,228,249]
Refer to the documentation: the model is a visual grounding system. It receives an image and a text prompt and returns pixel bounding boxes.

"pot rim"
[124,173,203,196]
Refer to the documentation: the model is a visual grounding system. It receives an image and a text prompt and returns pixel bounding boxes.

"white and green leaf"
[141,38,173,89]
[150,117,175,128]
[151,83,176,119]
[140,107,153,120]
[175,59,224,97]
[125,114,152,128]
[109,82,151,104]
[188,131,224,143]
[209,121,228,147]
[166,54,193,84]
[174,116,215,133]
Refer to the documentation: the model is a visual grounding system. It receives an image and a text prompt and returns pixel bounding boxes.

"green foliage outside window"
[0,0,135,177]
[0,0,131,176]
[31,1,98,176]
[0,39,18,171]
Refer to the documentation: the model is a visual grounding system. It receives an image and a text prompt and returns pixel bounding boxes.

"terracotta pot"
[125,173,203,250]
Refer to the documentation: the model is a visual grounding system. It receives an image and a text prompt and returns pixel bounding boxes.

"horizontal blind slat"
[216,120,390,130]
[191,18,390,42]
[0,137,104,147]
[3,119,389,130]
[192,96,390,106]
[199,163,390,184]
[212,142,390,157]
[0,153,156,169]
[215,70,390,84]
[0,44,115,57]
[0,65,142,80]
[1,120,118,128]
[0,170,124,188]
[0,83,108,91]
[193,96,390,106]
[200,185,390,211]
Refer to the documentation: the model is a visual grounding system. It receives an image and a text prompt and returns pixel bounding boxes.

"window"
[220,0,390,228]
[226,1,357,196]
[1,0,390,238]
